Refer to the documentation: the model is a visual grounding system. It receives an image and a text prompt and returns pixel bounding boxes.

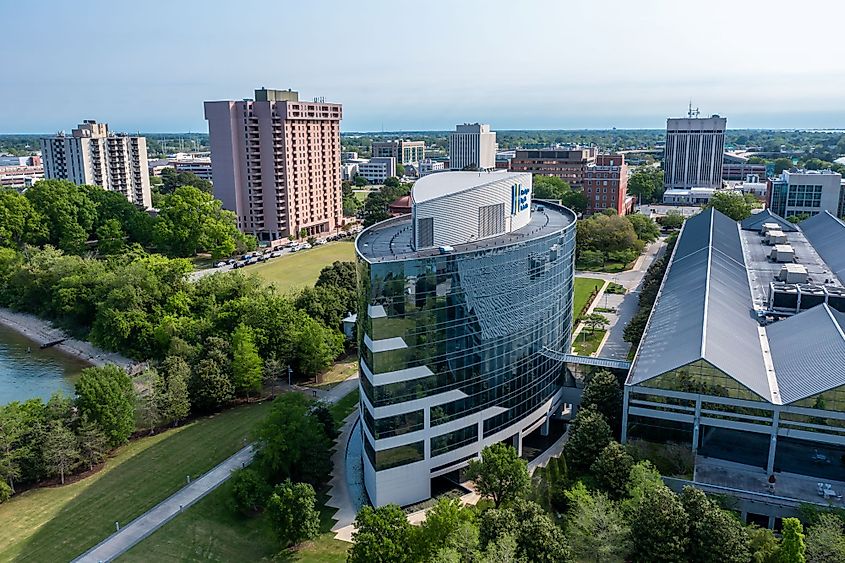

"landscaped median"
[0,401,272,562]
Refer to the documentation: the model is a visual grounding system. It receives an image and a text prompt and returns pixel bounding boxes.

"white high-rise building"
[663,113,726,191]
[449,123,497,170]
[41,120,152,208]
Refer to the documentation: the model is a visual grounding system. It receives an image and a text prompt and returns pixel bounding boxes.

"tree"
[416,498,477,561]
[43,420,79,485]
[591,442,634,499]
[780,518,806,563]
[582,313,609,334]
[253,393,332,486]
[560,190,589,214]
[532,454,570,512]
[706,191,753,221]
[628,483,688,563]
[465,443,530,508]
[384,176,401,188]
[787,212,811,224]
[576,213,640,259]
[480,499,572,563]
[266,480,320,548]
[533,175,572,200]
[230,467,271,514]
[581,370,622,431]
[657,211,685,229]
[159,168,213,195]
[0,190,48,248]
[286,314,344,378]
[805,513,845,563]
[348,504,418,563]
[153,185,240,258]
[295,285,348,330]
[563,408,612,470]
[353,175,369,187]
[157,356,191,424]
[774,158,794,175]
[315,261,358,309]
[565,482,630,563]
[96,218,125,254]
[680,486,750,563]
[748,525,781,563]
[627,167,663,204]
[0,480,10,504]
[626,213,660,243]
[231,324,263,397]
[25,179,97,252]
[76,416,108,471]
[190,355,235,412]
[482,533,523,563]
[75,365,136,447]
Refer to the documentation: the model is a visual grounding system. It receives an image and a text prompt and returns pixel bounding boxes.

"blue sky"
[3,0,845,132]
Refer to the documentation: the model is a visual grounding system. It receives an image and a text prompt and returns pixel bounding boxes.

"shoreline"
[0,308,135,369]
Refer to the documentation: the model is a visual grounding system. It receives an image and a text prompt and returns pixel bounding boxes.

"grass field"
[573,277,605,319]
[119,390,360,563]
[308,355,358,390]
[572,328,607,356]
[250,241,356,294]
[0,401,272,563]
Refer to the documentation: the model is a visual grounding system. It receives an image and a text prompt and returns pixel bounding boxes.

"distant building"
[171,155,212,181]
[0,165,43,189]
[204,87,343,241]
[418,158,445,176]
[768,169,845,219]
[0,155,40,167]
[509,147,597,189]
[662,187,720,205]
[388,194,411,215]
[495,150,515,169]
[341,151,359,162]
[341,162,359,181]
[371,140,425,165]
[357,157,396,184]
[449,123,497,170]
[723,161,767,181]
[663,114,726,191]
[583,154,630,215]
[41,120,152,208]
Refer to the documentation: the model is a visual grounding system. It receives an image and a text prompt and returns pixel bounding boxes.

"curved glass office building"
[356,171,577,506]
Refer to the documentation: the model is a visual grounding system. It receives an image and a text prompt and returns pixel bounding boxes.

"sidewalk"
[73,446,255,563]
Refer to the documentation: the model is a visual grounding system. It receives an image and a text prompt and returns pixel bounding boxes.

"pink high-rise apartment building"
[204,88,343,241]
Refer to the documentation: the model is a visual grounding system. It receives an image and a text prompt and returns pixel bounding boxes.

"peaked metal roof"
[800,211,845,284]
[767,304,845,404]
[628,208,772,401]
[740,209,799,232]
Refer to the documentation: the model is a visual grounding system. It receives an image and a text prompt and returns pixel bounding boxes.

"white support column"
[621,386,631,444]
[767,410,780,476]
[540,415,550,437]
[692,396,702,455]
[512,433,522,457]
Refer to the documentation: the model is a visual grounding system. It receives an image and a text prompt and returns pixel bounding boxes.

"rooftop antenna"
[687,101,700,119]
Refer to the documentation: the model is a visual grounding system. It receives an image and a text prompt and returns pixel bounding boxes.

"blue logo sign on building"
[511,183,530,214]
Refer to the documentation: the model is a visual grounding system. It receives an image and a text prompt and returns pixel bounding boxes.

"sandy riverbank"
[0,308,135,369]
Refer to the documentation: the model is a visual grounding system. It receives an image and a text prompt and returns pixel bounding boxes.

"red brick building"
[583,154,631,215]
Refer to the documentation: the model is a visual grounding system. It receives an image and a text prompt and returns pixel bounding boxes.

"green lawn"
[573,277,605,319]
[250,241,356,294]
[307,356,358,390]
[0,401,272,563]
[572,328,607,356]
[352,190,370,202]
[119,391,360,563]
[576,260,632,273]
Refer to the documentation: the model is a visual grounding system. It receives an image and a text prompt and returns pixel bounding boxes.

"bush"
[0,480,11,503]
[605,282,626,295]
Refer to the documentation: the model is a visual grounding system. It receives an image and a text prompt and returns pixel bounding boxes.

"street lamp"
[287,365,292,389]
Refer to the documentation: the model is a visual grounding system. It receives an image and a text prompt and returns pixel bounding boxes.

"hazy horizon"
[4,0,845,133]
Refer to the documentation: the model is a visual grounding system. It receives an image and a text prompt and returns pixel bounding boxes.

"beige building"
[371,139,425,165]
[204,88,342,241]
[41,120,152,208]
[449,123,497,170]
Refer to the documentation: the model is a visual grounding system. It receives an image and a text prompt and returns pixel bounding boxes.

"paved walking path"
[73,446,254,563]
[74,375,361,562]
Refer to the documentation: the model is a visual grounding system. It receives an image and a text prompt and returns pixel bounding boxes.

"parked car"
[214,261,227,268]
[232,261,245,269]
[301,243,312,250]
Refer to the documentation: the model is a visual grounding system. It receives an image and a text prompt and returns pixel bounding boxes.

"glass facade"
[641,359,765,402]
[358,207,576,471]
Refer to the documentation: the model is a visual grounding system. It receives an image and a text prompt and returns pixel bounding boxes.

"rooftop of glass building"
[356,201,575,263]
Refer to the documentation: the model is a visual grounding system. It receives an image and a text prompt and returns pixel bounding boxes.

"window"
[417,217,434,248]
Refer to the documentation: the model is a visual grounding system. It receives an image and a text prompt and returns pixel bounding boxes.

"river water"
[0,324,90,405]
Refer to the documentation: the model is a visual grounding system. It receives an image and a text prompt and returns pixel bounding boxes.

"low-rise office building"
[372,140,425,165]
[623,207,845,500]
[509,147,597,189]
[356,170,577,506]
[357,157,396,184]
[418,158,445,177]
[767,169,845,219]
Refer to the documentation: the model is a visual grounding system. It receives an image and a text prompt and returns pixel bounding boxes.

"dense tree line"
[0,180,254,259]
[361,178,411,227]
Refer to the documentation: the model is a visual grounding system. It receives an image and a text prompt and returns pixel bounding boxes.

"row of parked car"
[213,229,361,270]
